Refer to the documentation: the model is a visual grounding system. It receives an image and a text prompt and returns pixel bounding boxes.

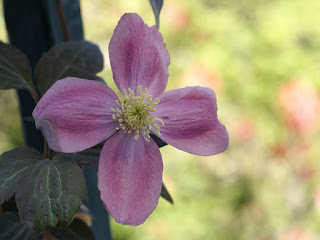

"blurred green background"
[2,0,320,239]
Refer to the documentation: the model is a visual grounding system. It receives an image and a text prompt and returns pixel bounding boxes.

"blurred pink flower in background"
[162,2,189,31]
[279,80,320,135]
[230,117,255,143]
[313,186,320,213]
[297,164,314,181]
[279,228,314,240]
[270,143,288,159]
[180,62,223,95]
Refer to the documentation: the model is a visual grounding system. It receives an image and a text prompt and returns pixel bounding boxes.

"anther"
[111,85,164,141]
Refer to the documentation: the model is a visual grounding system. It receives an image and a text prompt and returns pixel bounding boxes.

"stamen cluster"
[111,86,164,141]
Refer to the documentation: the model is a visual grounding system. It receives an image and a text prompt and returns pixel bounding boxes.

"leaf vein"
[55,44,90,80]
[0,166,29,187]
[46,163,53,225]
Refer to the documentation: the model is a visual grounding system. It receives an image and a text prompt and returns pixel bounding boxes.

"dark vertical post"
[3,1,112,239]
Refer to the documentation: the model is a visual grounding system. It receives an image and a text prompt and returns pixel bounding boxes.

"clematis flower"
[33,13,229,225]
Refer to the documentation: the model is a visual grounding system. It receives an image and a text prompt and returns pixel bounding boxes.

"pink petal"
[109,13,170,97]
[33,77,119,153]
[153,87,229,156]
[97,131,163,225]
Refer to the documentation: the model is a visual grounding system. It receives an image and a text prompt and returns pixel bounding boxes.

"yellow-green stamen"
[111,86,164,141]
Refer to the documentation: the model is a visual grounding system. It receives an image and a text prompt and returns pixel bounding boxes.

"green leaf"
[149,0,163,28]
[150,134,167,148]
[15,155,88,232]
[0,147,43,205]
[161,182,174,204]
[0,211,43,240]
[50,219,95,240]
[34,40,104,95]
[1,196,17,212]
[0,41,33,91]
[57,148,100,167]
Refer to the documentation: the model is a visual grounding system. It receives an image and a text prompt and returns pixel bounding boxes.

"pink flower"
[279,228,314,240]
[33,13,229,225]
[279,80,320,134]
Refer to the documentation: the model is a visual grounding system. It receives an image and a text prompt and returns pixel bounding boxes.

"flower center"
[111,86,164,141]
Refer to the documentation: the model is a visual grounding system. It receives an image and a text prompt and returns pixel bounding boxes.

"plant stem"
[54,0,70,41]
[44,139,51,159]
[30,89,40,103]
[43,232,55,240]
